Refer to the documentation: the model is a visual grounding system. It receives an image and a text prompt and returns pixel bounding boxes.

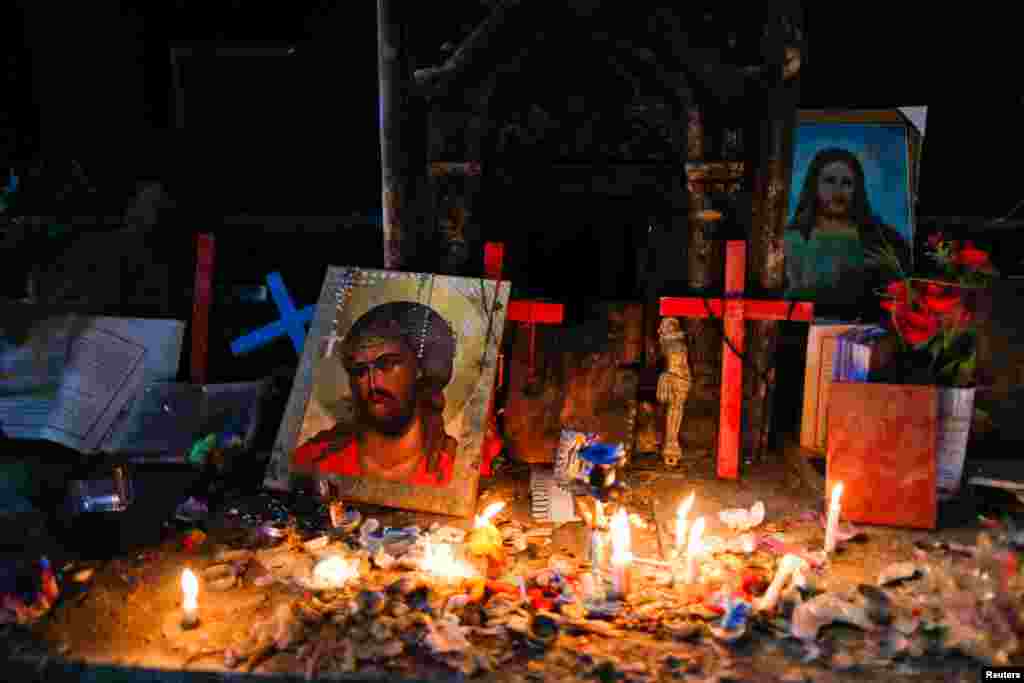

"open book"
[0,311,184,453]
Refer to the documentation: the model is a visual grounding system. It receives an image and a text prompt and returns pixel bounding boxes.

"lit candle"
[674,492,695,559]
[683,516,705,584]
[609,507,633,600]
[756,554,804,612]
[467,501,507,579]
[588,499,608,571]
[824,482,844,555]
[180,568,199,630]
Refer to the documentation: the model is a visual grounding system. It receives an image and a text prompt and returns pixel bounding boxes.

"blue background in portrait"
[787,122,912,241]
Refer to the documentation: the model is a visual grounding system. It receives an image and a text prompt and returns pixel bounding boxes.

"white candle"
[180,568,199,629]
[609,508,633,600]
[756,554,804,612]
[675,492,695,558]
[683,516,705,584]
[589,499,602,569]
[824,482,844,554]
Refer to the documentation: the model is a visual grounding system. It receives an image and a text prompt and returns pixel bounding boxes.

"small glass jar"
[67,463,133,514]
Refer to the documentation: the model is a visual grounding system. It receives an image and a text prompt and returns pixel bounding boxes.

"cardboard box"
[826,382,937,530]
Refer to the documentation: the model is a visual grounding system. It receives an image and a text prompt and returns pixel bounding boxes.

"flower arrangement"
[870,233,998,387]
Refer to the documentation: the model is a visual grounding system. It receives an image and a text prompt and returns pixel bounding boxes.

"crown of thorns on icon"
[338,301,457,388]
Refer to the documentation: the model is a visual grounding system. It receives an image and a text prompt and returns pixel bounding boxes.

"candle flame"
[474,501,506,528]
[420,540,477,580]
[830,482,844,508]
[678,492,695,519]
[688,516,706,555]
[676,492,695,547]
[313,555,359,588]
[610,507,632,562]
[181,569,198,611]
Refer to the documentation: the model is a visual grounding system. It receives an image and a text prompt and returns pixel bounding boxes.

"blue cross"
[230,272,315,356]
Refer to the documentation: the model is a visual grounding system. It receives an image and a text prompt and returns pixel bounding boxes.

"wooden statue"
[657,317,691,466]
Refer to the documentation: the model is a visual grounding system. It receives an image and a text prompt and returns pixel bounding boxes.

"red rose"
[901,307,936,329]
[954,243,990,269]
[881,280,911,312]
[886,280,909,300]
[894,306,939,346]
[923,293,960,313]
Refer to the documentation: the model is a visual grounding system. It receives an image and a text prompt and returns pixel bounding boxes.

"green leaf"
[940,359,960,377]
[954,352,976,386]
[961,351,976,374]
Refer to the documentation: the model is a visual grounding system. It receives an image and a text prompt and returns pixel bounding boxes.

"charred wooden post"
[681,107,725,461]
[377,0,412,269]
[745,5,804,462]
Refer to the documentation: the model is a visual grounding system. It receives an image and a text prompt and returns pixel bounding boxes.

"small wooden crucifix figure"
[656,317,691,467]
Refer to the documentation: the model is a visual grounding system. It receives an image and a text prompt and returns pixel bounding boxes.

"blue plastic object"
[721,599,751,630]
[579,442,625,466]
[230,272,314,356]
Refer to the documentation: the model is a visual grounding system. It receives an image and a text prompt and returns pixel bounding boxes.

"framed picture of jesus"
[784,109,923,311]
[264,268,510,517]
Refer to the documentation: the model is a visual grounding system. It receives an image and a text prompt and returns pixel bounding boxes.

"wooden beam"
[744,11,802,464]
[378,0,413,269]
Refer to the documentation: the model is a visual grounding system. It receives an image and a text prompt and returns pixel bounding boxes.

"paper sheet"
[0,312,183,454]
[530,466,579,523]
[899,106,928,137]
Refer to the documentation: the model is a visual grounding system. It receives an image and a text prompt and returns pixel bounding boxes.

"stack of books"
[801,322,899,455]
[832,326,899,383]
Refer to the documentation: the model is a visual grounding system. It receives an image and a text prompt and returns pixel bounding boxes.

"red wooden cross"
[660,240,814,480]
[506,300,565,383]
[190,233,216,386]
